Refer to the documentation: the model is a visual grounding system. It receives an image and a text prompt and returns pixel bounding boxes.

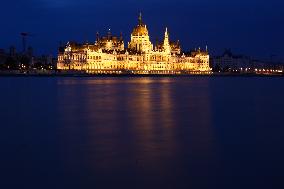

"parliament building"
[57,13,211,74]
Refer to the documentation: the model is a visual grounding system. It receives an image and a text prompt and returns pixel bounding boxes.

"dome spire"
[138,12,143,25]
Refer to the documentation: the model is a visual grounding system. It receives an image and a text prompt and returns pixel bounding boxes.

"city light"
[57,14,211,75]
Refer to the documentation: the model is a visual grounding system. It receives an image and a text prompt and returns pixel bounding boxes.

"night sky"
[1,0,284,59]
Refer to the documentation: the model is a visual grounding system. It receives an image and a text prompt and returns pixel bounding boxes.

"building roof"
[131,13,149,36]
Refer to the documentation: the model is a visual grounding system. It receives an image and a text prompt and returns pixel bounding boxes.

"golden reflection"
[124,78,177,168]
[55,77,216,173]
[56,77,173,86]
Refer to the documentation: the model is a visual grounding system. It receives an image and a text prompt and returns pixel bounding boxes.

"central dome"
[132,25,148,36]
[131,13,149,36]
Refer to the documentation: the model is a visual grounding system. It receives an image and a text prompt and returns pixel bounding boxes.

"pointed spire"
[163,27,171,53]
[96,31,100,42]
[107,29,111,40]
[164,27,169,42]
[120,31,123,41]
[156,38,159,45]
[138,12,143,25]
[165,27,169,38]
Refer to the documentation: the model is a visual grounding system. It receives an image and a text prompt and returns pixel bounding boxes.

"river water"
[0,76,284,189]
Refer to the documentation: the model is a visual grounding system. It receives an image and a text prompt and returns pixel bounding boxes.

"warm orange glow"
[57,14,211,74]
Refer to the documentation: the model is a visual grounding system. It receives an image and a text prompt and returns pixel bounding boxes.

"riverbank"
[0,70,283,77]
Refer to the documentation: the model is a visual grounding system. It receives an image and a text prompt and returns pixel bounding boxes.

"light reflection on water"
[55,77,216,186]
[1,77,284,189]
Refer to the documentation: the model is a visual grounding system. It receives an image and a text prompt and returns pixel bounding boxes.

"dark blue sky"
[0,0,284,59]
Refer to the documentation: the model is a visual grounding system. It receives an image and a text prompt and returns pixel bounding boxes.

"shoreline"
[0,71,283,77]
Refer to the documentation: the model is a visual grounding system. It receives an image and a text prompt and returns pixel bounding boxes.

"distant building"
[211,49,251,70]
[57,13,211,74]
[0,49,7,64]
[9,46,16,57]
[211,49,283,73]
[27,46,33,58]
[33,55,57,66]
[0,45,57,70]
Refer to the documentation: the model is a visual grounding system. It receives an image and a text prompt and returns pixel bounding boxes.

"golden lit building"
[57,13,211,74]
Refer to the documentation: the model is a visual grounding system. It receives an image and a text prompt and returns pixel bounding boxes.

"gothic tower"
[163,27,171,54]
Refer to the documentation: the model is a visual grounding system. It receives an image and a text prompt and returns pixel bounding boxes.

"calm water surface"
[0,77,284,189]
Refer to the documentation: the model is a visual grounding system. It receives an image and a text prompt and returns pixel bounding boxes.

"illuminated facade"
[57,13,211,74]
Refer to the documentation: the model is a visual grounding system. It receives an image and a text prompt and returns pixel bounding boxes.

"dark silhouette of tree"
[213,64,221,72]
[4,57,17,70]
[19,55,30,69]
[33,62,44,69]
[223,66,230,72]
[0,62,5,70]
